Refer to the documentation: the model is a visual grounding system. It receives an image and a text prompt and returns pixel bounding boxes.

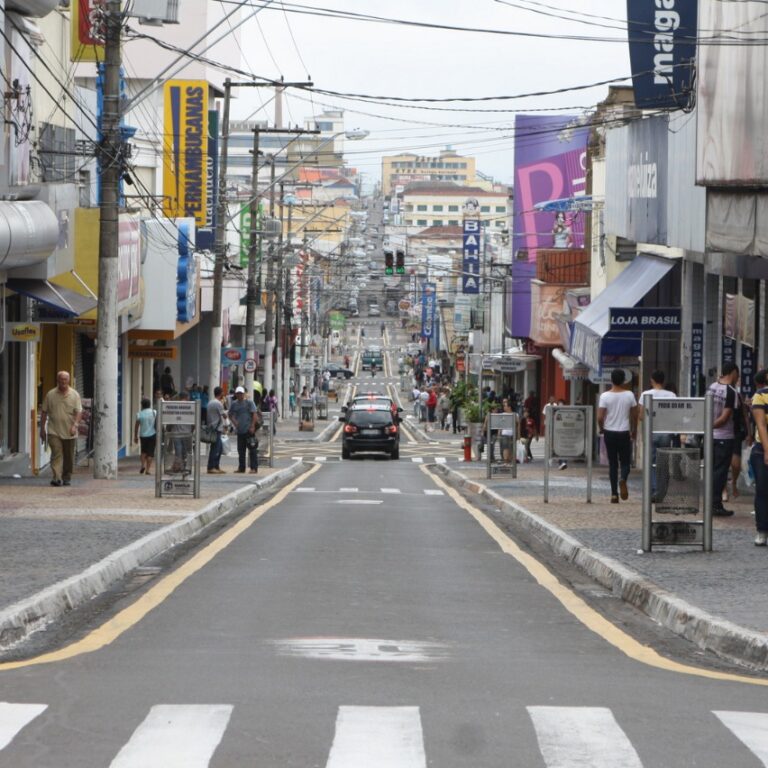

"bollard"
[463,435,472,462]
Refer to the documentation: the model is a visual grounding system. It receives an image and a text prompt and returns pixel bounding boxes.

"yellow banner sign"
[5,323,41,343]
[71,0,106,63]
[163,80,208,228]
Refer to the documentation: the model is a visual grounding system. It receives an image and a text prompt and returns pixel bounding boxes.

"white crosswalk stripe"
[109,704,233,768]
[714,711,768,765]
[326,706,426,768]
[410,457,423,463]
[434,457,447,464]
[380,488,401,494]
[423,489,444,496]
[0,703,47,751]
[339,487,358,493]
[527,706,643,768]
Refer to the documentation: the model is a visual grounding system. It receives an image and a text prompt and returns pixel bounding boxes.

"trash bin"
[316,396,328,420]
[299,399,315,431]
[655,447,700,514]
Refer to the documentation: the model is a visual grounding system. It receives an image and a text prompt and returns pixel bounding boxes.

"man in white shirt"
[597,369,638,503]
[639,370,677,502]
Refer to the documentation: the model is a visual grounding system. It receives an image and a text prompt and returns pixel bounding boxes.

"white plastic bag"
[220,434,231,455]
[516,440,527,464]
[738,445,754,490]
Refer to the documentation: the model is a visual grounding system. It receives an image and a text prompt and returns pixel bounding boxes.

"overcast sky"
[231,1,631,186]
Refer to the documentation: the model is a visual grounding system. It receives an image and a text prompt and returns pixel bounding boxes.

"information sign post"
[486,413,518,479]
[641,393,714,552]
[155,400,201,499]
[543,405,593,503]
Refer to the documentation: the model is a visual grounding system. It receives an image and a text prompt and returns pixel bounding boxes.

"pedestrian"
[133,397,157,475]
[426,386,437,430]
[597,369,638,503]
[343,353,350,369]
[438,389,451,430]
[266,388,278,434]
[322,369,331,392]
[40,371,82,487]
[289,389,297,416]
[229,386,261,474]
[500,398,516,463]
[750,369,768,545]
[160,366,175,397]
[370,362,377,378]
[708,362,741,516]
[419,387,429,423]
[206,386,227,474]
[724,368,751,503]
[520,407,538,462]
[639,370,677,502]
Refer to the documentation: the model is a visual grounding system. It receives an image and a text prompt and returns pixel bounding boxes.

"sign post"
[155,399,201,498]
[544,405,593,503]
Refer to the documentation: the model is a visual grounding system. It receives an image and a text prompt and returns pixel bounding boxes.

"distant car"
[323,363,354,379]
[339,403,400,460]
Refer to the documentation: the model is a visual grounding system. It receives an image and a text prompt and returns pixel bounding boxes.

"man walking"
[40,371,82,487]
[206,386,227,474]
[229,386,261,474]
[709,362,740,516]
[597,369,638,503]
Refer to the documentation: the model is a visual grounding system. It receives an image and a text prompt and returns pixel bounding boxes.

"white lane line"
[315,456,328,462]
[337,500,383,505]
[109,705,233,768]
[272,637,449,663]
[339,488,359,493]
[714,711,768,764]
[423,489,444,496]
[381,488,401,494]
[527,706,643,768]
[326,706,426,768]
[434,457,447,464]
[295,488,315,493]
[0,703,47,751]
[411,457,423,463]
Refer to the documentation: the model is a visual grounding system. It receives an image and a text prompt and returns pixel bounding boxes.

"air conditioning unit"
[126,0,179,25]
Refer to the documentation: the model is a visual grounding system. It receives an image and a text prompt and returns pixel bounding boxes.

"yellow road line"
[0,464,322,672]
[422,465,768,687]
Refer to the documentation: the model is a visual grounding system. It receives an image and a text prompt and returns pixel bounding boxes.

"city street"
[1,337,768,767]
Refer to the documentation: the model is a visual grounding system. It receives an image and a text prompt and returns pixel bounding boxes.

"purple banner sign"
[511,115,588,337]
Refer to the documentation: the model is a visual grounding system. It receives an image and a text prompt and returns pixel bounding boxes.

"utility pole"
[209,77,231,397]
[264,156,277,392]
[244,127,261,394]
[93,0,122,479]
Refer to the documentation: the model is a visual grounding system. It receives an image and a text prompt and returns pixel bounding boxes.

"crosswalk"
[1,702,766,766]
[294,487,444,496]
[289,455,463,464]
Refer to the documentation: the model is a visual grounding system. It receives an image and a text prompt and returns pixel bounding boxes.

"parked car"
[323,363,354,379]
[340,403,400,460]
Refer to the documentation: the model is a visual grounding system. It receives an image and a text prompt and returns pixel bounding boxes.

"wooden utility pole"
[93,0,122,479]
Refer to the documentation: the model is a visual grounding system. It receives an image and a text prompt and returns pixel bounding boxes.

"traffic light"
[384,250,394,275]
[395,249,405,274]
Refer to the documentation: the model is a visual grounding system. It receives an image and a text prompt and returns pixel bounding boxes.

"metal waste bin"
[316,395,329,420]
[299,399,315,431]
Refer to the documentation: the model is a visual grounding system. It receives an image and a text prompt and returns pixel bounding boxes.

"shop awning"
[552,348,591,381]
[570,254,676,372]
[6,279,97,318]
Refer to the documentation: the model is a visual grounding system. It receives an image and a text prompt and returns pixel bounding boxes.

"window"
[480,206,491,213]
[316,121,334,131]
[495,221,505,227]
[417,204,427,212]
[433,205,444,212]
[448,220,459,226]
[417,219,428,226]
[448,205,459,212]
[405,205,414,212]
[432,219,444,227]
[495,206,506,213]
[405,219,414,226]
[460,162,467,169]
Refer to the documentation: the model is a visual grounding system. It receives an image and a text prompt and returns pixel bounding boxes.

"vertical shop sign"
[722,335,736,368]
[462,218,481,294]
[421,282,436,339]
[741,345,756,399]
[196,110,219,250]
[690,322,703,396]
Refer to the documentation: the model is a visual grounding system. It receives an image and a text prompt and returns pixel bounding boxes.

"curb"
[433,464,768,673]
[0,460,307,652]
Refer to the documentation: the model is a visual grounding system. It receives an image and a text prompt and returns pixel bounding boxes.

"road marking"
[528,706,642,768]
[339,487,358,493]
[0,703,47,750]
[714,711,768,764]
[381,488,401,494]
[337,500,383,505]
[109,705,233,768]
[291,456,303,460]
[272,637,449,663]
[315,456,327,462]
[423,489,444,496]
[411,457,423,463]
[421,464,768,687]
[0,464,322,672]
[326,706,426,768]
[295,487,315,493]
[434,457,447,464]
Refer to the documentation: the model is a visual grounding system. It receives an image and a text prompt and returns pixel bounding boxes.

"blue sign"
[609,307,681,332]
[627,0,698,110]
[177,220,198,323]
[742,345,756,399]
[196,110,218,250]
[462,219,481,294]
[722,335,736,368]
[690,322,703,396]
[421,282,436,339]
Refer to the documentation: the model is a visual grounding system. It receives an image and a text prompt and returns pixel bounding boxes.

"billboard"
[626,0,697,110]
[71,0,106,63]
[163,81,208,229]
[511,115,588,337]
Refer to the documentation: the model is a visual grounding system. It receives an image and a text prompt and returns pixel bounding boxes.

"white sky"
[230,0,631,186]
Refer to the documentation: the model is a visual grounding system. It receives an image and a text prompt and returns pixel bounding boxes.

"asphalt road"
[2,450,768,766]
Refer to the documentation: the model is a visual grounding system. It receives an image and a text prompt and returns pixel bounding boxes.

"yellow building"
[382,148,477,196]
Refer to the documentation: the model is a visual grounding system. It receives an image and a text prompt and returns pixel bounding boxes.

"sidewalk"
[434,452,768,671]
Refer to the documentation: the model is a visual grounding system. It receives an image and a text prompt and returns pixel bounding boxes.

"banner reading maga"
[163,81,208,228]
